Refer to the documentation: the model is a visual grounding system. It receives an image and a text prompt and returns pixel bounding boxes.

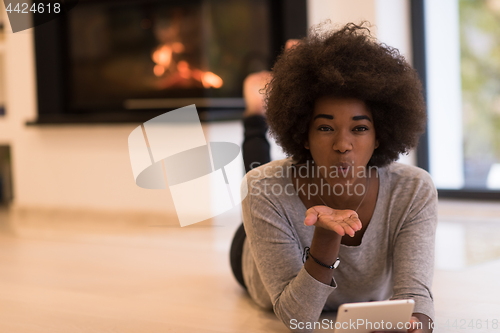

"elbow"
[288,318,314,333]
[287,317,332,333]
[274,298,320,333]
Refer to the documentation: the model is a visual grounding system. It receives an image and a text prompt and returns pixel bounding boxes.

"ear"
[304,140,310,150]
[375,140,379,149]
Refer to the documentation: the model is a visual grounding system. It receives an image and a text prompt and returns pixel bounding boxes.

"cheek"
[304,133,312,150]
[361,136,378,155]
[309,135,330,152]
[369,132,378,148]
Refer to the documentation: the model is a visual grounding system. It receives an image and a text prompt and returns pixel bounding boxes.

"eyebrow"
[313,114,372,122]
[352,115,372,122]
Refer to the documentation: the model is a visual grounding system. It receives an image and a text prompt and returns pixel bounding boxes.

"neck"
[314,165,371,211]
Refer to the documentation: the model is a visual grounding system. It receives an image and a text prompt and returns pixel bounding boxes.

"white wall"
[1,26,180,215]
[375,0,416,166]
[1,1,413,217]
[308,0,376,31]
[375,0,412,64]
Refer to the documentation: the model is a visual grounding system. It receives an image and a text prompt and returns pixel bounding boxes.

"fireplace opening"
[33,0,307,123]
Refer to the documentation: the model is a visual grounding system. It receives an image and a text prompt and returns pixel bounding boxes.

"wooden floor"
[1,200,499,333]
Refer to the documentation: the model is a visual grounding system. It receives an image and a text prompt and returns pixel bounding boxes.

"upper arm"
[390,176,438,321]
[242,177,336,331]
[242,178,305,300]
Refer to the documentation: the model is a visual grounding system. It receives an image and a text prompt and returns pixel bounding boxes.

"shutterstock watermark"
[247,160,378,201]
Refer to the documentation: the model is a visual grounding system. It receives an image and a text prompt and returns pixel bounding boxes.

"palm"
[304,206,362,237]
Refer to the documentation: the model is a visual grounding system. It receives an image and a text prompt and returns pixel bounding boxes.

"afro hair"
[265,22,427,167]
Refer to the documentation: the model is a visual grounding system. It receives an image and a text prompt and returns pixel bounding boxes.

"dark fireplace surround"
[32,0,307,124]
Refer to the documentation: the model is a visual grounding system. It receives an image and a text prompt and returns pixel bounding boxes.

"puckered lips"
[336,161,353,173]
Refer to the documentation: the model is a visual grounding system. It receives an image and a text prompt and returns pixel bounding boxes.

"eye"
[354,126,369,132]
[318,126,333,131]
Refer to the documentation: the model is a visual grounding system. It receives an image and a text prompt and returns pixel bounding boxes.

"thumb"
[304,209,319,226]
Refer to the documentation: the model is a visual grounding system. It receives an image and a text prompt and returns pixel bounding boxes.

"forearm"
[304,226,342,285]
[271,227,341,331]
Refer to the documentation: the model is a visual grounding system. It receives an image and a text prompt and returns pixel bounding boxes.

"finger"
[304,212,318,226]
[346,215,362,231]
[316,215,355,237]
[338,220,356,237]
[304,208,319,226]
[333,209,359,222]
[330,223,346,236]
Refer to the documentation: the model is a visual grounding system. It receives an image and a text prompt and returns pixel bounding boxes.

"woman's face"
[305,96,378,182]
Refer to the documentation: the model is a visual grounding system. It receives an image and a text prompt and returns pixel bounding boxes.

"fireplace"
[32,0,307,124]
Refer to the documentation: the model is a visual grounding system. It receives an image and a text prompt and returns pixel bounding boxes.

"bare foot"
[242,39,299,118]
[243,71,272,117]
[285,39,299,50]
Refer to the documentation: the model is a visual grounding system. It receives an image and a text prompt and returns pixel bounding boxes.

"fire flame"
[201,72,223,89]
[152,45,172,67]
[153,65,165,77]
[151,42,223,89]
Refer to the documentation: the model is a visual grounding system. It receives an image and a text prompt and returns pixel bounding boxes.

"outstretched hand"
[304,206,362,237]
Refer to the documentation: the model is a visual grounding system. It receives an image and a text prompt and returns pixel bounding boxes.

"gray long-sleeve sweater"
[241,157,437,332]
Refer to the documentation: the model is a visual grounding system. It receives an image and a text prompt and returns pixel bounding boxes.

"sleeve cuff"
[273,266,338,329]
[292,265,337,303]
[390,295,435,322]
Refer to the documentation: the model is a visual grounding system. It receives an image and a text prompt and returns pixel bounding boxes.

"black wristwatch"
[303,247,340,269]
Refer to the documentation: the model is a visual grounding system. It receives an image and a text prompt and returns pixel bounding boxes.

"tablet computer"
[333,299,415,333]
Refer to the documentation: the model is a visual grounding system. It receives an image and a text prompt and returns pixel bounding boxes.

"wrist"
[309,226,342,263]
[304,227,342,285]
[312,226,342,245]
[305,247,340,269]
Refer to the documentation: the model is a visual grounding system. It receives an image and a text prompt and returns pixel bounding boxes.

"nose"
[332,131,352,153]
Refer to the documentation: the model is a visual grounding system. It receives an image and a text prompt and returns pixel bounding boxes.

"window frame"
[411,0,500,200]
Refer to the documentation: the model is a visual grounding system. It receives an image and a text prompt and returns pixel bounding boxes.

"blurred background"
[0,1,499,332]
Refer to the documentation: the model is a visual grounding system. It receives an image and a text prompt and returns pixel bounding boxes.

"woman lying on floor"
[232,22,437,333]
